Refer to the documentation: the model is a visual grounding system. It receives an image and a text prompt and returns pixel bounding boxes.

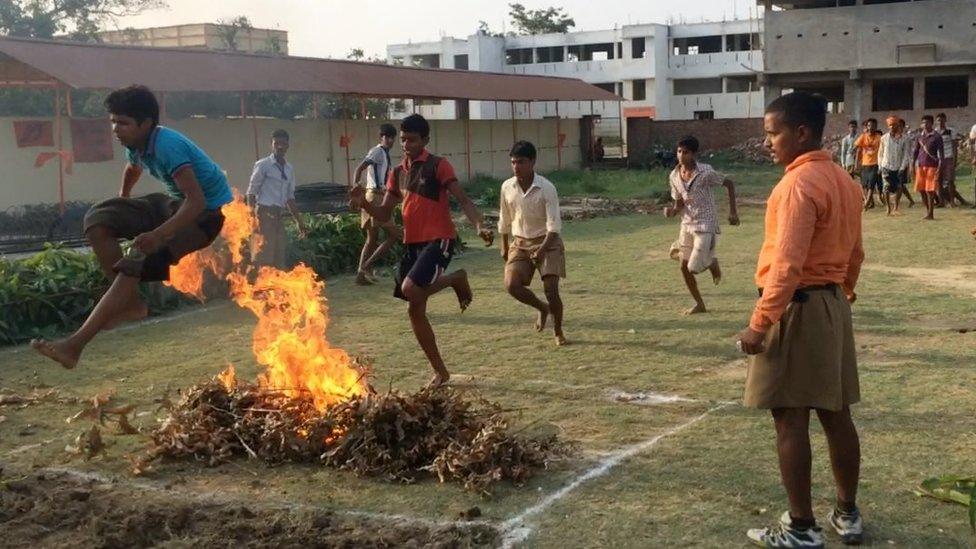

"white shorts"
[672,226,717,274]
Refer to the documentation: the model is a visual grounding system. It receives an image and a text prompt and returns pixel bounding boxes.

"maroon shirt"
[912,131,943,168]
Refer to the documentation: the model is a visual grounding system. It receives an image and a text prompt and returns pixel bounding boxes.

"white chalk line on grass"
[497,402,734,549]
[0,302,232,356]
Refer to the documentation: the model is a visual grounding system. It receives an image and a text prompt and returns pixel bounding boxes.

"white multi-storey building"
[386,19,764,122]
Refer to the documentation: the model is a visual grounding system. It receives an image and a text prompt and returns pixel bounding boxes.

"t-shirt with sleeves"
[363,144,392,190]
[668,162,725,234]
[854,132,881,166]
[385,149,458,244]
[124,126,233,210]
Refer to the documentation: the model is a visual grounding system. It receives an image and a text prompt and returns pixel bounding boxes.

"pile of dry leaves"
[138,378,569,495]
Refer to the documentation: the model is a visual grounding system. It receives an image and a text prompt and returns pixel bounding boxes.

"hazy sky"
[115,0,761,59]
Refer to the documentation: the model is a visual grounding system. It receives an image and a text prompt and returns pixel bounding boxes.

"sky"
[114,0,761,59]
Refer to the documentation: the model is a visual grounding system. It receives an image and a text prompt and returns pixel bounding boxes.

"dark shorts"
[860,165,881,191]
[83,193,225,282]
[881,168,904,194]
[393,238,455,300]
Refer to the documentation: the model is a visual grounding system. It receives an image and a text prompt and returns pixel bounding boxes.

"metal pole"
[359,96,367,119]
[556,101,562,170]
[342,94,352,186]
[65,88,73,117]
[312,94,319,119]
[55,86,65,215]
[465,117,472,183]
[510,100,516,143]
[618,101,625,160]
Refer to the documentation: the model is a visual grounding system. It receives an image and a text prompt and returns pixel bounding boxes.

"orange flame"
[163,247,220,301]
[166,191,366,412]
[217,364,237,391]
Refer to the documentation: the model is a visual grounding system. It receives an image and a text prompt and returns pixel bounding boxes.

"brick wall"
[627,117,764,154]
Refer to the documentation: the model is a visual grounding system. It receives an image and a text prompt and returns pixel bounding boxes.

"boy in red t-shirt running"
[351,114,493,388]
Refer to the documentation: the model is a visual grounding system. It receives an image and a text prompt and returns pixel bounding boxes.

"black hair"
[271,129,290,141]
[676,135,700,153]
[379,123,397,138]
[865,118,878,126]
[936,112,947,119]
[509,140,537,160]
[922,114,934,123]
[765,91,827,141]
[400,114,430,138]
[104,85,159,126]
[848,119,859,126]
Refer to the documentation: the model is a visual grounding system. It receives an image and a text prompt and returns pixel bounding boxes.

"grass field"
[2,162,975,547]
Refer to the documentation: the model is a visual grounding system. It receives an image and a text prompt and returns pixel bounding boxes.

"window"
[726,33,760,52]
[411,54,439,68]
[674,78,723,96]
[925,75,968,109]
[536,46,564,63]
[725,75,759,93]
[505,48,533,65]
[567,43,615,62]
[631,37,646,59]
[672,35,722,55]
[693,111,715,120]
[616,42,623,59]
[632,80,646,101]
[453,54,469,70]
[872,78,914,111]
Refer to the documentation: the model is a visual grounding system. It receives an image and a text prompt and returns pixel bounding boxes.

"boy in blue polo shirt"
[31,85,233,369]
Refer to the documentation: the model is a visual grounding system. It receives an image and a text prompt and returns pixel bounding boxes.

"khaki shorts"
[360,189,396,230]
[744,285,860,411]
[672,226,717,274]
[252,205,288,270]
[83,193,224,282]
[505,234,566,285]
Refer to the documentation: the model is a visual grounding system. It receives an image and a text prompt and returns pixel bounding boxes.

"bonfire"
[139,192,568,493]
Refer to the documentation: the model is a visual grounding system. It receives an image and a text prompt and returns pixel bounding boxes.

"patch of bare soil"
[0,470,496,548]
[864,265,976,298]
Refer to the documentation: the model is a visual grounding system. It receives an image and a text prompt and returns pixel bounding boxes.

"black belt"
[758,283,837,303]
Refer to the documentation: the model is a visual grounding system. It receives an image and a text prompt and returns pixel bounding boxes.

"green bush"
[287,213,404,276]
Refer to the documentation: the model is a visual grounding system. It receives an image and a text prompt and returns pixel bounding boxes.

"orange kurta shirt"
[750,150,865,333]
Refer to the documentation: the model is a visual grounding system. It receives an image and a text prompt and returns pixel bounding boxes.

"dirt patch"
[0,469,496,548]
[865,265,976,298]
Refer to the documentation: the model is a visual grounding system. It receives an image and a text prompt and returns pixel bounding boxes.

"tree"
[507,3,574,35]
[0,0,166,41]
[214,15,252,51]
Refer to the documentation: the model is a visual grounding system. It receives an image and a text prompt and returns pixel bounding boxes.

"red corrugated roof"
[0,37,621,101]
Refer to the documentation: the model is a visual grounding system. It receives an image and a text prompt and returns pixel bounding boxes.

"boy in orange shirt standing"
[853,118,882,210]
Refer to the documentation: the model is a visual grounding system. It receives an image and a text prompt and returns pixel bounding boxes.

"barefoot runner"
[912,115,944,221]
[499,141,567,346]
[738,92,865,548]
[352,124,401,285]
[31,85,233,369]
[350,114,493,388]
[878,116,912,216]
[665,135,740,315]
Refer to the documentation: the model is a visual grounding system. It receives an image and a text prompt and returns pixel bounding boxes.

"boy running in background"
[665,135,740,315]
[352,124,402,285]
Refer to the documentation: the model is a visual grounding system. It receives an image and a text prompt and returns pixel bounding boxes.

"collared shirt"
[498,173,562,240]
[124,126,233,210]
[247,154,296,208]
[936,126,958,159]
[362,144,392,190]
[854,131,881,166]
[840,134,857,169]
[386,149,458,244]
[668,161,725,234]
[969,123,976,142]
[878,132,912,172]
[912,131,944,168]
[750,150,864,333]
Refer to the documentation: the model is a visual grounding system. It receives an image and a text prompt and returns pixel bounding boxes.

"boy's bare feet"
[452,269,473,311]
[554,333,567,346]
[355,271,374,286]
[684,303,707,315]
[710,261,722,285]
[30,339,80,369]
[923,214,934,220]
[426,371,450,389]
[535,304,550,332]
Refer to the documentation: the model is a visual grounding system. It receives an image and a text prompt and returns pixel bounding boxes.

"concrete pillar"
[844,78,863,121]
[721,34,727,53]
[913,76,925,112]
[764,83,783,107]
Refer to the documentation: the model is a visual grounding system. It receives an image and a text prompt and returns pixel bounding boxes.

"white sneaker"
[747,511,825,548]
[828,507,864,545]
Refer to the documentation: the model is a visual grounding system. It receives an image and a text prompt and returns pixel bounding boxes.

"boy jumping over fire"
[350,114,493,388]
[31,85,233,369]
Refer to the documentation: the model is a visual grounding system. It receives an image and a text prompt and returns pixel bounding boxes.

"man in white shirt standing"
[498,141,567,346]
[878,116,912,216]
[246,129,308,269]
[352,124,401,286]
[935,112,968,207]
